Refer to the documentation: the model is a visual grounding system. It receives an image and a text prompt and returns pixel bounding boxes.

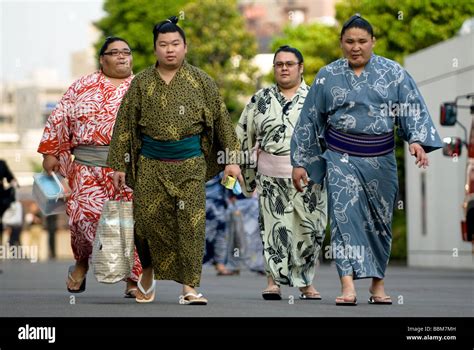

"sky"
[1,0,104,83]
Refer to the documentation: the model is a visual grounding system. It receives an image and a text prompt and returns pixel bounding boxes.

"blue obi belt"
[325,126,395,157]
[140,134,202,160]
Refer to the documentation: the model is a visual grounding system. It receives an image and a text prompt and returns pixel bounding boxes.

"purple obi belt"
[325,126,395,157]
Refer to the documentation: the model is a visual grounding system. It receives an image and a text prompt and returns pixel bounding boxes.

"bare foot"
[125,279,138,298]
[215,263,234,276]
[299,285,321,298]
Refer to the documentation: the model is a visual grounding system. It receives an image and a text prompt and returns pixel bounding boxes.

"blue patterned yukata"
[291,54,443,279]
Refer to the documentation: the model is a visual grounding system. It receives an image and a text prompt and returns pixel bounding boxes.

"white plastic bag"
[2,201,23,227]
[92,199,134,284]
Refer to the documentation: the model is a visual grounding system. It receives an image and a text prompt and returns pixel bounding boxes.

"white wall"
[404,32,474,269]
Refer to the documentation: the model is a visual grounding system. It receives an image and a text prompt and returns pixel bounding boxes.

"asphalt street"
[0,259,472,317]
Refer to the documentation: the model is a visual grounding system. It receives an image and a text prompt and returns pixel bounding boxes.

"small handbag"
[92,191,134,284]
[2,200,23,227]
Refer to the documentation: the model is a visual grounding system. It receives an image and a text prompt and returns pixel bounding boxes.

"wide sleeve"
[199,74,241,181]
[396,70,443,153]
[208,79,240,155]
[290,70,328,184]
[37,83,75,178]
[107,78,141,173]
[235,95,258,197]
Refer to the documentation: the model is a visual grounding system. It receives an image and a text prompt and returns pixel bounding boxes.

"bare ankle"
[183,285,196,294]
[75,260,88,271]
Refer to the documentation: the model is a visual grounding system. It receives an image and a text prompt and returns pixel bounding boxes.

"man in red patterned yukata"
[38,37,142,296]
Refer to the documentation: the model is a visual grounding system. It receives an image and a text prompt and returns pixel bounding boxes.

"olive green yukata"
[107,62,240,287]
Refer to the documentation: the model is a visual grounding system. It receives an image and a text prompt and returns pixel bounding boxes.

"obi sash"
[73,145,110,168]
[140,134,202,160]
[325,126,395,157]
[257,150,292,178]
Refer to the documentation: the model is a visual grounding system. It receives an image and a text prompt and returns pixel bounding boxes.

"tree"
[272,0,474,84]
[95,0,190,72]
[336,0,474,64]
[95,0,258,120]
[183,0,258,120]
[271,22,340,85]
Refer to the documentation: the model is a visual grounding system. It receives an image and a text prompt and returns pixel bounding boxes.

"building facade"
[404,31,474,269]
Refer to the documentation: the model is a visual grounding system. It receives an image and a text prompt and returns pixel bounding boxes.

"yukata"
[233,193,265,274]
[291,54,443,279]
[204,173,230,266]
[107,62,240,287]
[204,175,264,273]
[38,71,142,281]
[236,81,328,287]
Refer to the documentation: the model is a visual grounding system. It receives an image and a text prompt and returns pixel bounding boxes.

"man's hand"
[292,167,309,193]
[409,143,429,169]
[223,164,243,186]
[113,171,126,191]
[42,154,60,175]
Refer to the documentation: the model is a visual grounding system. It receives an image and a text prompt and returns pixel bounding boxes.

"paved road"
[0,259,472,317]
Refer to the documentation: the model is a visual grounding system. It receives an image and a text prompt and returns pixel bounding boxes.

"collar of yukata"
[99,70,134,85]
[154,59,188,71]
[273,79,308,105]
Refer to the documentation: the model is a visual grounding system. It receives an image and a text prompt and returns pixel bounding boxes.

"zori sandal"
[67,265,86,294]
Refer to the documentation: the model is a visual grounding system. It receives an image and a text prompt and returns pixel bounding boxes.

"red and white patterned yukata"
[38,71,142,281]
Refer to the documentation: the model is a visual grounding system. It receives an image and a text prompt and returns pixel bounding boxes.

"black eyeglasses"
[274,61,300,69]
[102,49,132,57]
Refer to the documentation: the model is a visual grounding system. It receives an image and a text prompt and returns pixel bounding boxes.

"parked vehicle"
[440,94,474,242]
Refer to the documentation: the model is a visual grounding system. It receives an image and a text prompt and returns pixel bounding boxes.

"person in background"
[25,202,43,254]
[204,173,239,276]
[0,159,18,246]
[45,215,58,259]
[6,203,23,247]
[231,192,265,275]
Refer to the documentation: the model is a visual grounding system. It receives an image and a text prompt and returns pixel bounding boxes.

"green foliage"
[271,0,474,82]
[271,22,341,85]
[95,0,258,121]
[183,0,258,121]
[336,0,474,64]
[95,0,190,71]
